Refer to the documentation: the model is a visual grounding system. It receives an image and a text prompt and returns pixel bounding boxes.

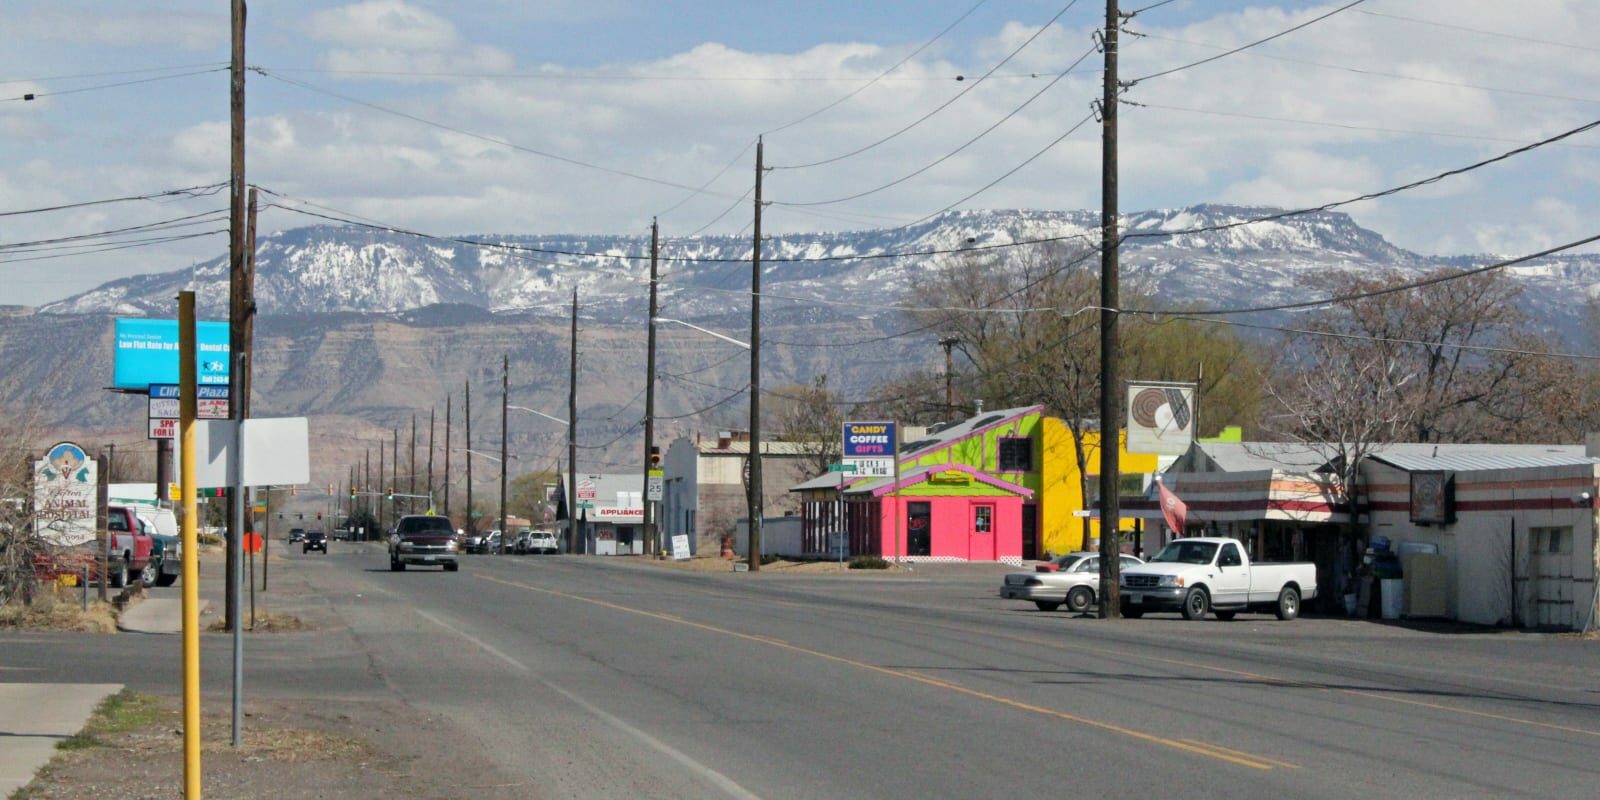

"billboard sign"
[842,421,896,458]
[1126,382,1196,455]
[33,442,98,547]
[113,318,231,389]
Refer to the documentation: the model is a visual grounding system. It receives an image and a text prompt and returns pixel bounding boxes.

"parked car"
[390,515,460,571]
[104,505,156,589]
[483,530,503,553]
[288,528,306,544]
[1119,537,1317,621]
[1000,552,1145,612]
[136,508,181,588]
[525,529,558,555]
[332,528,352,541]
[457,529,489,554]
[303,530,327,554]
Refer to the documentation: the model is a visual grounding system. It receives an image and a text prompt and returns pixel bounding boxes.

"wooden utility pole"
[391,426,399,527]
[427,408,435,512]
[499,355,509,552]
[939,335,959,421]
[444,395,452,519]
[748,137,764,572]
[409,415,417,515]
[378,438,385,536]
[643,219,659,558]
[568,288,579,555]
[225,0,248,632]
[1097,0,1123,619]
[363,449,370,538]
[465,380,474,535]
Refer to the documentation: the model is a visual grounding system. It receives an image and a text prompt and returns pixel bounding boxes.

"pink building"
[831,464,1031,564]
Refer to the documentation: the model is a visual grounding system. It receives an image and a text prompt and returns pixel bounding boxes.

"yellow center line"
[1178,739,1300,769]
[477,573,1278,770]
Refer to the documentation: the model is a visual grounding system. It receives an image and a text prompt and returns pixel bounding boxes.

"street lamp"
[508,405,571,425]
[509,404,576,554]
[652,316,762,571]
[652,317,752,350]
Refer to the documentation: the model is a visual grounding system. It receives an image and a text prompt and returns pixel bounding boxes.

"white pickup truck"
[1119,537,1316,621]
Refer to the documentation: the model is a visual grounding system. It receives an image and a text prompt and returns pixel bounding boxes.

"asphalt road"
[7,544,1599,799]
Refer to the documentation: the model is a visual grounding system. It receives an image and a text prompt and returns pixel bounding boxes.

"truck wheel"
[155,571,179,587]
[444,562,460,572]
[1066,586,1094,613]
[1214,610,1237,621]
[140,559,160,588]
[390,557,405,572]
[1275,586,1300,620]
[1034,600,1061,612]
[1120,604,1144,619]
[109,558,129,589]
[1181,587,1210,620]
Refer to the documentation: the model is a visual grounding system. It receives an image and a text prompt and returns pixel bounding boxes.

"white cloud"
[12,9,223,50]
[307,1,464,51]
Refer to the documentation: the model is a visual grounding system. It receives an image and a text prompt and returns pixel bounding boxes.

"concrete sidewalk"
[0,682,122,797]
[118,597,209,635]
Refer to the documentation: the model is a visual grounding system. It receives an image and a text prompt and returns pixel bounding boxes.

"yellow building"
[1038,418,1159,556]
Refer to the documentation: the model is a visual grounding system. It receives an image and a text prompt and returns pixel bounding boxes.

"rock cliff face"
[9,205,1599,482]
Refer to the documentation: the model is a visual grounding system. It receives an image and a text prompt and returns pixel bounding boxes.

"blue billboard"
[842,421,897,457]
[112,318,231,389]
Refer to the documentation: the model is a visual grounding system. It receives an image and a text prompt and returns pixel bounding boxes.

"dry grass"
[0,589,118,633]
[647,556,861,574]
[206,609,308,633]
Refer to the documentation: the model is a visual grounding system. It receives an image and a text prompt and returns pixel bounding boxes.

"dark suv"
[389,515,460,572]
[303,530,327,553]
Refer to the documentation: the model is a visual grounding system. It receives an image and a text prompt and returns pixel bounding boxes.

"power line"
[0,62,228,85]
[774,42,1100,207]
[1127,101,1600,150]
[0,230,225,265]
[1139,32,1600,107]
[763,0,991,136]
[772,0,1086,170]
[1,67,227,103]
[0,209,230,250]
[1122,116,1600,242]
[0,182,228,218]
[1355,9,1600,56]
[1127,0,1367,85]
[1128,231,1600,317]
[1169,313,1600,362]
[654,379,751,420]
[654,139,756,219]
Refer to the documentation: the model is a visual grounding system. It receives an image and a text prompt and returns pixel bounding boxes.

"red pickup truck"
[38,505,155,588]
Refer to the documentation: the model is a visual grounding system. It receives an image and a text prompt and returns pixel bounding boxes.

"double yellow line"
[476,573,1294,771]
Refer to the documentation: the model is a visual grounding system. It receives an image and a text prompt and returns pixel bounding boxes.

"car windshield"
[1150,541,1219,565]
[397,517,454,534]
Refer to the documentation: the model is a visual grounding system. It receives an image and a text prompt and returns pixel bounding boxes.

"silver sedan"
[999,552,1145,613]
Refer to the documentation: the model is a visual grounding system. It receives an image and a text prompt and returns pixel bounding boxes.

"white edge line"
[412,608,764,800]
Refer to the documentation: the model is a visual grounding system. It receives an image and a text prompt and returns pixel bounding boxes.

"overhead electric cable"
[654,138,756,218]
[763,0,991,136]
[0,182,228,218]
[1,67,227,103]
[775,42,1100,207]
[1127,101,1600,150]
[1355,9,1600,55]
[254,68,751,200]
[1127,0,1366,85]
[0,62,228,85]
[772,0,1084,170]
[1127,232,1600,317]
[1170,314,1600,361]
[0,230,224,265]
[0,209,230,250]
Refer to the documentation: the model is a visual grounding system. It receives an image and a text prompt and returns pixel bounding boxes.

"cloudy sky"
[3,0,1598,306]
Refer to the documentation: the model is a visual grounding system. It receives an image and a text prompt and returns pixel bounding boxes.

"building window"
[973,505,993,534]
[998,437,1032,471]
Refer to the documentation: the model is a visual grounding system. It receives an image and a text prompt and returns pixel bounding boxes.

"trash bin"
[1380,578,1404,619]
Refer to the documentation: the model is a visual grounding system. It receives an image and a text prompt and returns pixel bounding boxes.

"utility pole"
[465,380,474,535]
[391,426,399,529]
[499,354,508,552]
[643,218,659,558]
[444,395,452,519]
[1097,0,1123,619]
[409,415,417,516]
[378,437,385,536]
[363,448,370,538]
[939,335,959,421]
[427,407,435,513]
[225,0,249,636]
[568,288,579,555]
[748,136,764,572]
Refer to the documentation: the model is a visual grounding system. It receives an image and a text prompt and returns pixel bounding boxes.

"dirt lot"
[14,691,533,800]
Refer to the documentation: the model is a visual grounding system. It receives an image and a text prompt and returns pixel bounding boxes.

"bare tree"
[768,376,844,479]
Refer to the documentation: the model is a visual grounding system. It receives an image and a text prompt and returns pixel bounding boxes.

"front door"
[1534,527,1574,628]
[1021,503,1038,560]
[907,502,931,556]
[969,503,996,561]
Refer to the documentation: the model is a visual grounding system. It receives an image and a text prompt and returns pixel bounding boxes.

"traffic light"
[317,512,323,520]
[386,487,394,501]
[350,487,357,500]
[650,445,661,467]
